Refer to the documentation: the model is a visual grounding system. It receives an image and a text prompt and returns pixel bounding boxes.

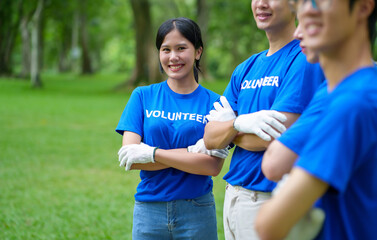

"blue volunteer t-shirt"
[116,81,220,202]
[296,67,377,240]
[223,40,324,192]
[278,81,328,155]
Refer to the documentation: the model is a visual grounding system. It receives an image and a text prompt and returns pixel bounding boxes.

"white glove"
[273,174,325,240]
[286,208,325,240]
[118,143,157,171]
[233,110,287,141]
[206,96,236,122]
[187,138,229,159]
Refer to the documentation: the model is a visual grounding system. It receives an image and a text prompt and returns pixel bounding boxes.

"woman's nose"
[170,51,179,61]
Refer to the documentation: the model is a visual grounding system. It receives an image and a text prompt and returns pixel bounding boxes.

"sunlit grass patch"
[0,74,230,239]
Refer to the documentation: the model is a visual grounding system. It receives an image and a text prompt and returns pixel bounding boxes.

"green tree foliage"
[6,0,341,86]
[0,0,24,75]
[206,0,268,79]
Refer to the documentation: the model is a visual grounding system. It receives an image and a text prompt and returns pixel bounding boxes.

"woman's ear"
[196,47,203,60]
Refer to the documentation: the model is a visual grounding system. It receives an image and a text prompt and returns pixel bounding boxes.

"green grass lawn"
[0,74,231,240]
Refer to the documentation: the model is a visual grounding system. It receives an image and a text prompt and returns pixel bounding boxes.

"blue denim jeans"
[132,191,218,240]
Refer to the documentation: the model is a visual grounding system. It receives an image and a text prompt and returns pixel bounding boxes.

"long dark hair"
[156,17,203,83]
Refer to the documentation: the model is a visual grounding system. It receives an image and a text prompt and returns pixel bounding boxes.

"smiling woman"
[158,29,202,92]
[156,18,204,93]
[115,17,229,240]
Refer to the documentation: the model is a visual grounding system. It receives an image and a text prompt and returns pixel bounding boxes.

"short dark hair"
[368,1,377,46]
[156,17,203,83]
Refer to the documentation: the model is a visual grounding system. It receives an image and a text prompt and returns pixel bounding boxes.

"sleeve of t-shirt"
[278,111,318,155]
[278,82,327,154]
[115,87,144,137]
[222,63,245,113]
[271,54,323,114]
[295,94,370,193]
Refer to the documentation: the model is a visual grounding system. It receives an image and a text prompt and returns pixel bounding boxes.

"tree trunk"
[129,0,152,86]
[58,26,72,72]
[196,0,212,81]
[38,14,45,71]
[30,0,44,88]
[20,14,31,78]
[0,0,23,76]
[79,0,93,74]
[116,0,162,89]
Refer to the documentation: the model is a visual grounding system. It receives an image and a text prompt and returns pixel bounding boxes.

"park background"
[2,0,377,239]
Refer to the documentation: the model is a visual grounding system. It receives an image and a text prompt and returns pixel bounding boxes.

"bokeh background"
[2,0,376,239]
[0,0,271,86]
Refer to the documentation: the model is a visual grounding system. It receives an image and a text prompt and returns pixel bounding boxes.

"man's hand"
[233,110,287,141]
[118,143,157,171]
[206,96,236,122]
[188,138,229,159]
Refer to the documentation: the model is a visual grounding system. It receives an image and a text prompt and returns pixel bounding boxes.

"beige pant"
[223,184,272,240]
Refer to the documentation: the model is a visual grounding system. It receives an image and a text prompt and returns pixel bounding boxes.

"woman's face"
[159,29,202,82]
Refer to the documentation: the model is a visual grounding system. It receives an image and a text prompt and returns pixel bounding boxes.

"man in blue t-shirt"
[255,0,377,239]
[203,1,324,239]
[261,23,326,182]
[258,22,327,240]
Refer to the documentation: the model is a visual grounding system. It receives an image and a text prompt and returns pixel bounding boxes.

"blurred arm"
[262,140,298,182]
[255,167,328,240]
